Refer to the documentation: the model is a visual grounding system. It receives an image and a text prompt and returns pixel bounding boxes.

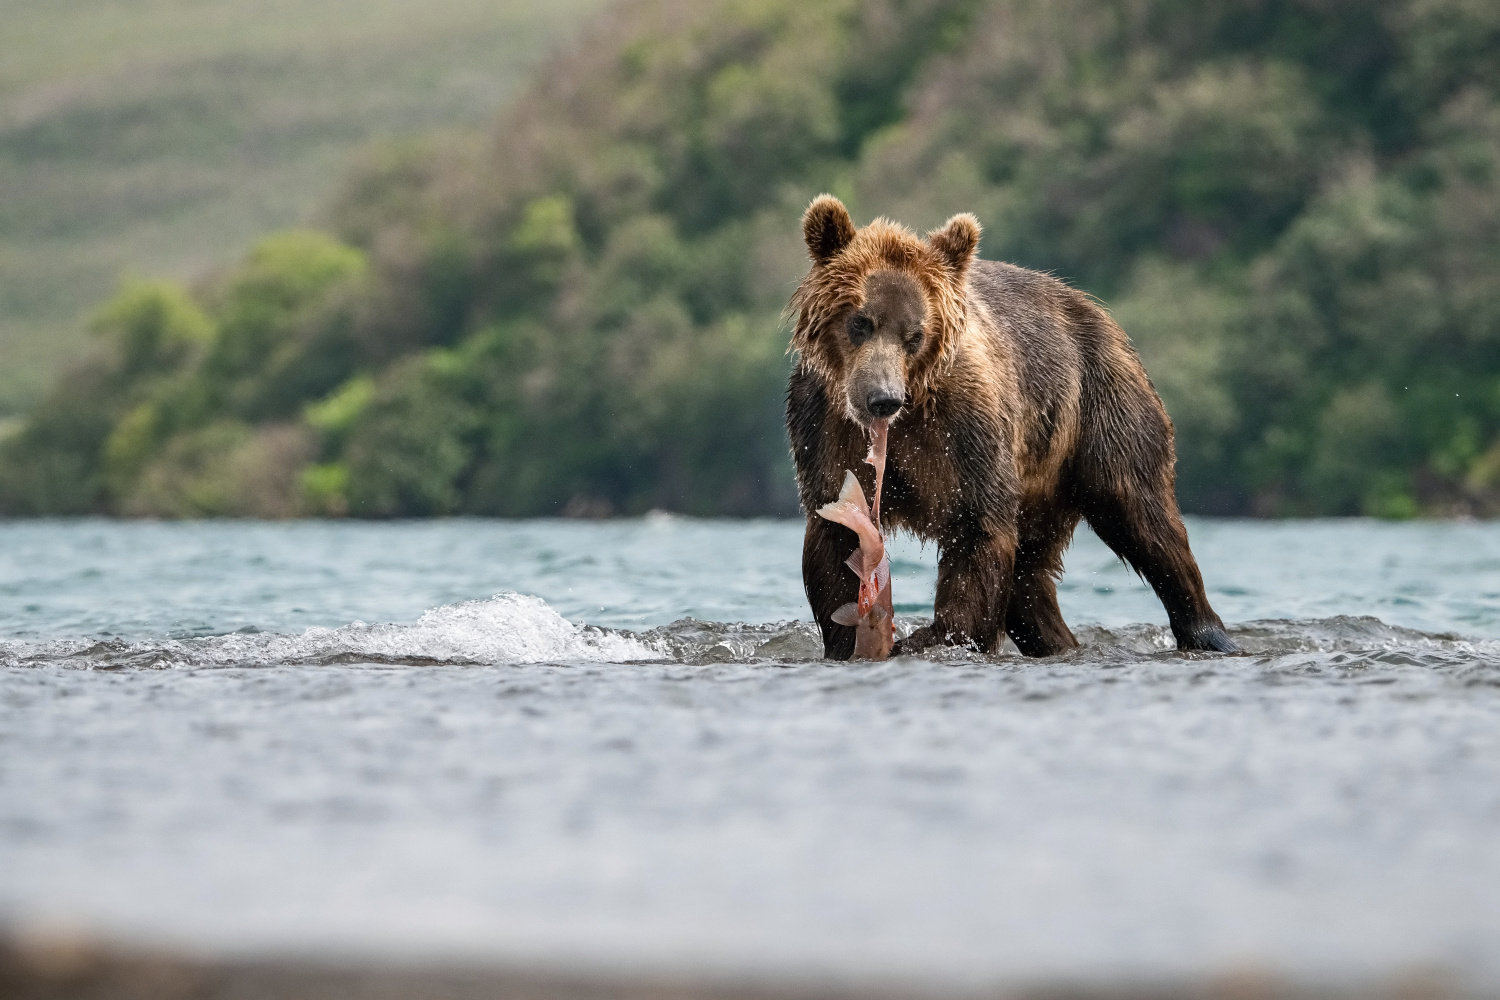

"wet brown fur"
[787,195,1236,660]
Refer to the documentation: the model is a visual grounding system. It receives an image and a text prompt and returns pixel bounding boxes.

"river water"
[2,517,1499,991]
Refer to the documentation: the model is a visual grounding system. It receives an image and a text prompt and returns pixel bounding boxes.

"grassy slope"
[0,0,604,415]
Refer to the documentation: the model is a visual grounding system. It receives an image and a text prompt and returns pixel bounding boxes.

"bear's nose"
[866,391,902,419]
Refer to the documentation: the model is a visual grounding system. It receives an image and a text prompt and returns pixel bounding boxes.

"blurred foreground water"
[2,518,1499,996]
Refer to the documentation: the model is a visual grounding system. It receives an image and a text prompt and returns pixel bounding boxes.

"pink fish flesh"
[815,420,893,660]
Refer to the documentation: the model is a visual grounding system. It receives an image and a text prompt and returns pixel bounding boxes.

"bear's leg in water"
[919,529,1017,655]
[1080,488,1238,653]
[803,514,860,659]
[1006,507,1082,657]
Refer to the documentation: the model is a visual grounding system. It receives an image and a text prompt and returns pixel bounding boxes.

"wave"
[0,593,654,670]
[2,593,1497,671]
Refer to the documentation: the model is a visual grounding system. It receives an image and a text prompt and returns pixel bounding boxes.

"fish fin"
[817,475,869,529]
[845,550,865,577]
[831,603,861,626]
[817,500,855,529]
[875,554,890,592]
[835,469,868,511]
[818,471,884,564]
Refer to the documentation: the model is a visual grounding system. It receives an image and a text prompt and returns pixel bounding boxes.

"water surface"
[3,518,1499,991]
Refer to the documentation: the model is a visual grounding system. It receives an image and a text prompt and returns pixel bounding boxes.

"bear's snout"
[866,390,903,419]
[847,345,908,425]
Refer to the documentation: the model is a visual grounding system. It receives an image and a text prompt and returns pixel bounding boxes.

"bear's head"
[789,194,980,427]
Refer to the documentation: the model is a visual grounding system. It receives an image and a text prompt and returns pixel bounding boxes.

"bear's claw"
[1179,624,1241,654]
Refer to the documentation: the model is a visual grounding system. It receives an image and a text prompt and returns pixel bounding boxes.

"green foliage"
[203,231,368,417]
[90,281,212,376]
[1228,88,1500,514]
[343,352,484,517]
[1108,260,1242,510]
[0,231,365,516]
[4,0,1499,518]
[0,0,607,415]
[305,376,376,437]
[301,462,352,517]
[123,421,314,518]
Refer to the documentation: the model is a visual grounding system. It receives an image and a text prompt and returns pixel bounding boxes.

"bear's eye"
[847,313,874,344]
[904,325,924,353]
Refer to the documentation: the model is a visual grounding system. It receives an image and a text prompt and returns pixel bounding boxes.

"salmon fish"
[816,420,893,659]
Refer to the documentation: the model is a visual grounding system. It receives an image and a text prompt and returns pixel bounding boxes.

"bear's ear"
[803,195,856,265]
[928,213,982,275]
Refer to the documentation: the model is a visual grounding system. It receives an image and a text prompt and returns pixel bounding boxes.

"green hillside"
[3,0,1499,519]
[0,0,604,415]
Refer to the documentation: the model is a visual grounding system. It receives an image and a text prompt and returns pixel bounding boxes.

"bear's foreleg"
[900,530,1016,655]
[802,514,862,660]
[1003,506,1083,657]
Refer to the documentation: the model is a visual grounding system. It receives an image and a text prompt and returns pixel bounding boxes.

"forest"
[2,0,1498,518]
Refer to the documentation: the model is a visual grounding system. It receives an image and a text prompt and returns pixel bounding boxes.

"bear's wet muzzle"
[866,390,903,419]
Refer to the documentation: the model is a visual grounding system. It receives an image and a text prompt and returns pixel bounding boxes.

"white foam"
[296,592,660,665]
[3,593,660,669]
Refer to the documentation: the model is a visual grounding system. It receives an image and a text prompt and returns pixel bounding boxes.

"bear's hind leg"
[1079,488,1238,653]
[1006,509,1081,657]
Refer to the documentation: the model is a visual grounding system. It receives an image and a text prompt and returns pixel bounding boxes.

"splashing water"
[5,600,1497,675]
[1,593,657,670]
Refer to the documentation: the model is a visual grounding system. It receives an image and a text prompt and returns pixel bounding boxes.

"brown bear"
[786,195,1238,660]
